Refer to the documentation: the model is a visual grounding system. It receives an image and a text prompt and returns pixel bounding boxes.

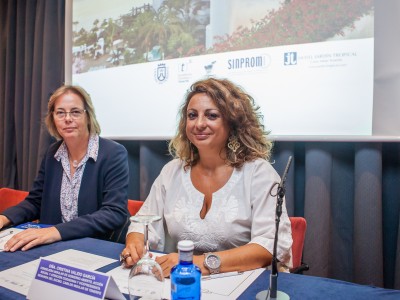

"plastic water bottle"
[170,240,201,300]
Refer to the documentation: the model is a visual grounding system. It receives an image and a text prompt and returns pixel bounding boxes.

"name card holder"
[27,258,125,300]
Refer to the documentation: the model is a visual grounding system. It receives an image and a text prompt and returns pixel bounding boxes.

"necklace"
[72,160,79,168]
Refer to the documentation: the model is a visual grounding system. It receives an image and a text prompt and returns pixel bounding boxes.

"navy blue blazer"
[3,137,130,243]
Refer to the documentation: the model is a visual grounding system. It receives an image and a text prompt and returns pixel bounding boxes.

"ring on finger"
[119,252,131,264]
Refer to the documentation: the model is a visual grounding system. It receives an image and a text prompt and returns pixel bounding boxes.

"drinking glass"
[128,215,164,300]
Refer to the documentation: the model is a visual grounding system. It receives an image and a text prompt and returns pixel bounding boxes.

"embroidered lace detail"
[175,166,242,252]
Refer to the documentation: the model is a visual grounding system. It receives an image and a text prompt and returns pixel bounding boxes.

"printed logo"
[154,63,168,83]
[178,61,189,73]
[284,52,297,65]
[204,61,216,75]
[177,60,193,83]
[227,55,269,70]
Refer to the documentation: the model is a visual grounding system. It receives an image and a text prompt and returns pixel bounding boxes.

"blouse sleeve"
[248,160,293,268]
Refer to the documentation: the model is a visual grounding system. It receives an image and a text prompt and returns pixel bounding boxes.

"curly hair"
[169,77,273,168]
[45,85,101,140]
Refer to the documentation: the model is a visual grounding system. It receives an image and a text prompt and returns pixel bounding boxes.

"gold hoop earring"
[227,135,240,162]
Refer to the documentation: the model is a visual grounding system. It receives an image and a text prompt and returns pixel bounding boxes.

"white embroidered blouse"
[128,158,293,267]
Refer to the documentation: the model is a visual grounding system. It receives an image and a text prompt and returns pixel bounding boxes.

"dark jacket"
[3,137,130,243]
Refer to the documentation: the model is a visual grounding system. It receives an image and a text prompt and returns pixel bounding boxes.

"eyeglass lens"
[54,110,85,119]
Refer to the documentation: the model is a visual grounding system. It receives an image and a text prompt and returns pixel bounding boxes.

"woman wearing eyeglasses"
[0,85,130,251]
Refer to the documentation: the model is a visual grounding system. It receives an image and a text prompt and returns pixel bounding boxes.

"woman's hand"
[155,254,206,277]
[3,227,61,252]
[121,232,145,268]
[155,253,179,277]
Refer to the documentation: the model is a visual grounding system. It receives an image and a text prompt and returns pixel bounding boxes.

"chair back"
[289,216,307,269]
[128,199,143,216]
[0,188,29,213]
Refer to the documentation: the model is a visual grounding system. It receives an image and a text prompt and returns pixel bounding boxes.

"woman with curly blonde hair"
[123,78,292,276]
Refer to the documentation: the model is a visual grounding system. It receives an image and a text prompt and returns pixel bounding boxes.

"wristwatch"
[204,252,221,274]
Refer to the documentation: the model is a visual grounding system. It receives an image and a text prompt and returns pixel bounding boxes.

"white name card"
[27,258,125,300]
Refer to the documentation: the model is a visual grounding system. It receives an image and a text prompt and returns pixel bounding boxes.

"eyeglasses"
[53,109,86,120]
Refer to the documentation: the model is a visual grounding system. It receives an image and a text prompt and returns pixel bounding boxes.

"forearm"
[55,203,128,240]
[193,243,272,275]
[126,232,144,246]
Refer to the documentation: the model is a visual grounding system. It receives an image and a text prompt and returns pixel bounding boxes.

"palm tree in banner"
[159,0,208,57]
[133,9,183,61]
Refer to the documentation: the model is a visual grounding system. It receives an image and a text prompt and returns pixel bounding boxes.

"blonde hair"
[169,78,273,169]
[45,85,101,140]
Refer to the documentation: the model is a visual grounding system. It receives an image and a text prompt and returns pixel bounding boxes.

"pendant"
[72,160,79,168]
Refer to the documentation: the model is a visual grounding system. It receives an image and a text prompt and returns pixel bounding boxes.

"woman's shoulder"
[47,139,63,155]
[152,159,184,185]
[99,137,126,151]
[96,137,128,160]
[243,158,273,169]
[160,158,184,174]
[242,158,280,177]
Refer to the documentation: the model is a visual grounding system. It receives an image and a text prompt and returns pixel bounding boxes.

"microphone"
[278,156,292,191]
[256,156,292,300]
[275,156,292,223]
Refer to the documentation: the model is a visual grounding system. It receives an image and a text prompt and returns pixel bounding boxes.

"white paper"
[107,252,167,298]
[107,266,131,296]
[200,269,263,299]
[107,252,264,300]
[0,260,39,295]
[45,249,116,270]
[27,278,84,300]
[0,249,117,296]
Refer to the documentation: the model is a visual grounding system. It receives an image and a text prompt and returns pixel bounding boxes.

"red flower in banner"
[204,0,373,55]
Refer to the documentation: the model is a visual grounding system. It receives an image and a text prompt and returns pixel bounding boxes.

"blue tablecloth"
[1,237,400,300]
[239,269,400,300]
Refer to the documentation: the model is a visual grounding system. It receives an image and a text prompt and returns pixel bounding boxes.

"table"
[1,237,400,300]
[245,271,400,300]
